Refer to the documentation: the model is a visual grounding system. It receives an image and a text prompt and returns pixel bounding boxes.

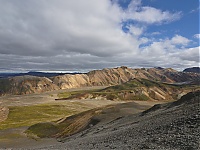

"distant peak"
[114,66,129,70]
[183,67,200,73]
[154,67,164,70]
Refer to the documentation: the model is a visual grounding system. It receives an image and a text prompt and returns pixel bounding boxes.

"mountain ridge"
[183,67,200,73]
[0,66,199,96]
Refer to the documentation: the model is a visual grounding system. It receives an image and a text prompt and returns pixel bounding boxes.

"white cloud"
[138,35,198,69]
[193,34,200,39]
[141,35,190,54]
[128,26,144,36]
[131,7,181,24]
[151,32,161,35]
[178,47,200,62]
[126,1,181,24]
[0,0,197,72]
[139,37,149,44]
[171,35,190,45]
[127,0,142,11]
[0,0,136,57]
[190,7,199,13]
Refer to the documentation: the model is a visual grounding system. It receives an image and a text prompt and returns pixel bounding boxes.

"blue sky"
[119,0,199,47]
[144,0,199,45]
[0,0,199,72]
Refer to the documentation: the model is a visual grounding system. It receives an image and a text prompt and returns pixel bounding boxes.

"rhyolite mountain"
[56,78,199,101]
[0,66,199,95]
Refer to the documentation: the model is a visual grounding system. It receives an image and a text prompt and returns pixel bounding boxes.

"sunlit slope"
[57,78,200,101]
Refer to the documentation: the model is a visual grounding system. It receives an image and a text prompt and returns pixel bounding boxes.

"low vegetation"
[0,104,77,130]
[26,122,59,138]
[25,99,153,139]
[57,78,199,101]
[103,78,159,91]
[57,89,100,99]
[26,108,102,138]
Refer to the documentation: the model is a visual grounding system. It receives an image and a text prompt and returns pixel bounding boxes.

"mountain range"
[0,66,199,96]
[0,67,199,149]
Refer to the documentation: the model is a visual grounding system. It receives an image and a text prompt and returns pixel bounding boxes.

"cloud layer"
[0,0,198,72]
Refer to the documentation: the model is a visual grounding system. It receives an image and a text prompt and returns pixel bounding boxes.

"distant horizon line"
[0,66,199,74]
[0,70,86,74]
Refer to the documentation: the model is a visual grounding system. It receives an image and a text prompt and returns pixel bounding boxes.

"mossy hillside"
[57,78,200,101]
[26,108,102,138]
[26,96,154,139]
[58,90,150,101]
[103,78,165,92]
[58,91,78,99]
[0,104,77,130]
[26,122,59,138]
[57,89,100,99]
[56,79,154,100]
[57,79,166,101]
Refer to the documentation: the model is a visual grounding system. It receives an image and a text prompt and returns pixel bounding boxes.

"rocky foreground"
[31,91,200,150]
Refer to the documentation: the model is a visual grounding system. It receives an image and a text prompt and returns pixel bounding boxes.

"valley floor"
[0,86,166,149]
[32,91,200,150]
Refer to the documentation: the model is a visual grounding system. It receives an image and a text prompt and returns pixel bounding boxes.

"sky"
[0,0,199,73]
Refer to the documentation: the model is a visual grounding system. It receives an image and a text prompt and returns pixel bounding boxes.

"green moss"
[131,94,149,101]
[57,89,100,99]
[58,92,73,98]
[57,79,200,102]
[26,108,101,139]
[0,104,75,130]
[26,122,59,138]
[103,78,158,92]
[138,78,161,87]
[109,85,125,91]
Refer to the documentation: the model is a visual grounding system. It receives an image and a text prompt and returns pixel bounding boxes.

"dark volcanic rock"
[183,67,200,73]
